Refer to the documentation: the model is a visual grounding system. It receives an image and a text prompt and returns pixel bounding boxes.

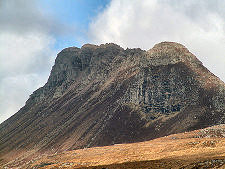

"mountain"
[0,42,225,163]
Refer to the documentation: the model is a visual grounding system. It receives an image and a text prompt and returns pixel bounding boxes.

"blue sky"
[39,0,110,50]
[0,0,111,123]
[0,0,225,123]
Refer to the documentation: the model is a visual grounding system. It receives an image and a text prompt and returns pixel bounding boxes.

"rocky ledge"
[0,42,224,165]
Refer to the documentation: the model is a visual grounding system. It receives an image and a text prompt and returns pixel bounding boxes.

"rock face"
[0,42,225,160]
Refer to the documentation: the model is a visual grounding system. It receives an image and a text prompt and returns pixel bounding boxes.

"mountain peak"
[145,41,201,66]
[81,43,98,49]
[81,43,123,50]
[1,42,224,166]
[152,41,188,51]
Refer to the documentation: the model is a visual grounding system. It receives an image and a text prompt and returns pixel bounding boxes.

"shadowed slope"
[2,125,225,168]
[0,42,225,163]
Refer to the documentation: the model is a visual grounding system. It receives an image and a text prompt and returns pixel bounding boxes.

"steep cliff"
[0,42,225,162]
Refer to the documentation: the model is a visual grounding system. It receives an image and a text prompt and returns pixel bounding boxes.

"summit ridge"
[0,42,224,165]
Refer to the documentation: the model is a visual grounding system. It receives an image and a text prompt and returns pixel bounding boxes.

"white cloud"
[89,0,225,82]
[1,0,225,124]
[0,74,49,123]
[0,0,58,123]
[0,0,77,124]
[0,32,56,123]
[0,32,55,77]
[0,0,69,35]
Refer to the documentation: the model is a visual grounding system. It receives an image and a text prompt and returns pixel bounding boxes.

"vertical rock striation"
[0,42,224,162]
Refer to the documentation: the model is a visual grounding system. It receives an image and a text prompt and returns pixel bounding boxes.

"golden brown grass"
[3,125,224,169]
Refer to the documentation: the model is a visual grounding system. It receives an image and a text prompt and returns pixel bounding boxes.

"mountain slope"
[0,42,225,162]
[3,125,225,168]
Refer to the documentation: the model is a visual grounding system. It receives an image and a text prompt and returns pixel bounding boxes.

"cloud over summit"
[89,0,225,82]
[1,0,224,123]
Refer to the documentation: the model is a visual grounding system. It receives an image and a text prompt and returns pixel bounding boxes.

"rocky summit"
[0,42,225,164]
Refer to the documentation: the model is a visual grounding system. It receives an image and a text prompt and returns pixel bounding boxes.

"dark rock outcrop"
[0,42,225,161]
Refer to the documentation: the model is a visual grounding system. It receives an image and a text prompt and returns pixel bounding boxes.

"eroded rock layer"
[0,42,225,161]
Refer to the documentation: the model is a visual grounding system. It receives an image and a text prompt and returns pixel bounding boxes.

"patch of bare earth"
[2,125,225,169]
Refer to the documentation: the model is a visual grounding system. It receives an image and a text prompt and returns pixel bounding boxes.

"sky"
[0,0,225,123]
